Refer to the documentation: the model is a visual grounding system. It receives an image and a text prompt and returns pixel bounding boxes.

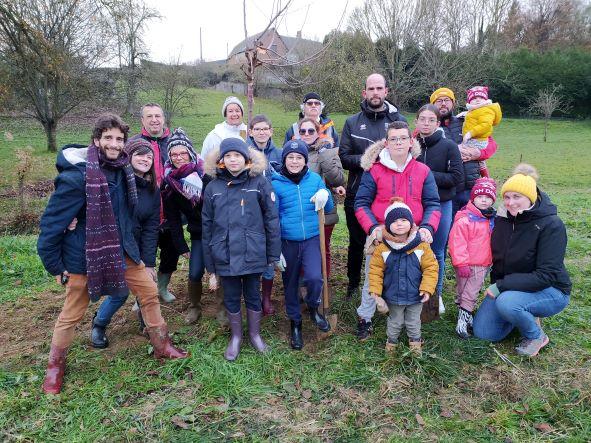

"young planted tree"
[0,1,112,152]
[528,85,571,142]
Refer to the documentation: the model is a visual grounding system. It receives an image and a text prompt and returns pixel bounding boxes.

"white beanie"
[222,96,244,117]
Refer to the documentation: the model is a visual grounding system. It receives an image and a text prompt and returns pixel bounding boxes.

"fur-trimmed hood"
[359,139,421,171]
[204,146,267,177]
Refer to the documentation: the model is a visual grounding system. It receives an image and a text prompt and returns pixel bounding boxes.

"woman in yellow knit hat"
[472,164,571,357]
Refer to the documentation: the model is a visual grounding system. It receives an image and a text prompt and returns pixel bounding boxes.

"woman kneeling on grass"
[202,138,281,361]
[472,164,571,357]
[271,139,334,350]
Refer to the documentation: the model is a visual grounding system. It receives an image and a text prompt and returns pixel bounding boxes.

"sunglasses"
[299,128,317,135]
[305,101,321,106]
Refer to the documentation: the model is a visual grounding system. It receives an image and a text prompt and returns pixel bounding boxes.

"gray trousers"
[386,303,423,342]
[356,254,376,321]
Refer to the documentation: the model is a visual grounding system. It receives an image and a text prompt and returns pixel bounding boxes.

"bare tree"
[528,84,571,141]
[0,0,111,151]
[101,0,161,115]
[144,55,195,127]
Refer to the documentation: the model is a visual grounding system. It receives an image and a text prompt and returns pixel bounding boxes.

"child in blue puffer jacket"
[271,140,334,351]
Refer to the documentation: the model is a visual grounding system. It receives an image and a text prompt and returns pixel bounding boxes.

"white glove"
[276,253,286,272]
[310,188,329,211]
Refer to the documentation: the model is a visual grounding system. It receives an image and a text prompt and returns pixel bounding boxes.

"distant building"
[228,28,322,65]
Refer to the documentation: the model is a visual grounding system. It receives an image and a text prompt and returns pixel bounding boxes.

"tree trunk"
[44,120,58,152]
[543,118,548,142]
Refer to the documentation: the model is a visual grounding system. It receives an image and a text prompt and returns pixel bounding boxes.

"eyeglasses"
[251,127,271,132]
[299,128,317,135]
[170,152,190,159]
[434,98,452,104]
[387,136,410,144]
[305,101,321,106]
[418,117,438,124]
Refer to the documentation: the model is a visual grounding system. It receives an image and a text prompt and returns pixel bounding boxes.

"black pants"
[221,273,262,314]
[158,229,180,274]
[344,205,366,289]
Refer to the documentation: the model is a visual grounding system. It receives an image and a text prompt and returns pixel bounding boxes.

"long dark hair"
[130,145,157,192]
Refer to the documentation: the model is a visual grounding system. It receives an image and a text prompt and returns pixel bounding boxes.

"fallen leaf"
[415,413,426,426]
[440,409,453,418]
[14,279,22,286]
[4,131,14,141]
[302,389,312,400]
[534,423,553,433]
[171,415,190,429]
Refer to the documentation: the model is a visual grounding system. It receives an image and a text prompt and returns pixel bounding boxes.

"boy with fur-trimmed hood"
[368,198,439,357]
[202,138,281,362]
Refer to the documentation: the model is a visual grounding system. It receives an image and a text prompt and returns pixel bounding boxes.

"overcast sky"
[143,0,365,63]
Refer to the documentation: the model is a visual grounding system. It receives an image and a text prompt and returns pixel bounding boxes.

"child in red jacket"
[448,178,497,338]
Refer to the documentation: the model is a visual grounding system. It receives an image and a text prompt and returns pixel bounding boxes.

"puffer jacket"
[133,176,161,267]
[201,121,247,160]
[463,101,502,141]
[284,114,340,146]
[202,147,281,277]
[491,190,571,295]
[306,137,345,226]
[368,231,439,305]
[354,140,441,235]
[247,136,282,179]
[271,168,335,241]
[416,129,464,202]
[37,146,140,277]
[448,201,494,268]
[339,100,407,208]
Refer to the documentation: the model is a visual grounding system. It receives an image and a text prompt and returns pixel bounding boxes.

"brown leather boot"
[147,325,188,360]
[261,278,275,316]
[409,339,423,357]
[42,345,67,394]
[185,280,202,324]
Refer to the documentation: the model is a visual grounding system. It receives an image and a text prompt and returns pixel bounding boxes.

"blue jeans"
[94,293,129,327]
[189,238,205,283]
[473,286,570,341]
[452,189,471,221]
[431,199,453,296]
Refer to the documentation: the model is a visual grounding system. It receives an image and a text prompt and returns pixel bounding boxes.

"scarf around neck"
[85,144,138,301]
[163,157,205,206]
[141,127,171,184]
[281,165,308,184]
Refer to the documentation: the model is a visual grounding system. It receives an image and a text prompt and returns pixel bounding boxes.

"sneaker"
[455,309,471,339]
[438,294,446,315]
[515,333,549,357]
[356,319,373,341]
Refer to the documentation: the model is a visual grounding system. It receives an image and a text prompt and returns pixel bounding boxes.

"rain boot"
[246,309,269,353]
[157,271,176,303]
[91,312,109,349]
[42,345,67,394]
[309,306,330,332]
[215,286,229,327]
[290,320,303,350]
[225,310,243,361]
[147,325,188,360]
[185,280,202,324]
[261,278,275,316]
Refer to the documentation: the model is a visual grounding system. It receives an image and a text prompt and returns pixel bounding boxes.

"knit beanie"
[222,96,244,117]
[167,128,197,160]
[125,138,153,157]
[384,197,414,235]
[281,139,309,164]
[471,177,497,202]
[220,137,250,161]
[500,163,539,204]
[429,87,456,104]
[467,86,489,103]
[303,92,321,103]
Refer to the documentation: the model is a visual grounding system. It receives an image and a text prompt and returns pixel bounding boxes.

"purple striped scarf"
[85,144,137,300]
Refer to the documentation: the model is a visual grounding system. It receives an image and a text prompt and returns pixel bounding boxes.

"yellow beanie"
[500,164,539,204]
[430,87,456,104]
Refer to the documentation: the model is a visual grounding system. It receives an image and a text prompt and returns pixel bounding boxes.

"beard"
[367,96,385,110]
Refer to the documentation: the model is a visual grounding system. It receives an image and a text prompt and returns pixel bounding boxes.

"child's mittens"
[276,253,286,272]
[371,293,389,314]
[456,266,471,278]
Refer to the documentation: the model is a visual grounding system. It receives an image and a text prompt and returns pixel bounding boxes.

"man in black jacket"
[339,73,406,301]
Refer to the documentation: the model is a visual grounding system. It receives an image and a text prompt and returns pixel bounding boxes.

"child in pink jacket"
[448,178,497,338]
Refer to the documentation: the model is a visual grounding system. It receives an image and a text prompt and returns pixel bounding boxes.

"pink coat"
[448,201,494,267]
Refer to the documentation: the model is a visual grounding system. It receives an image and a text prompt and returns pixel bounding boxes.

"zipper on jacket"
[409,175,413,198]
[296,185,306,239]
[241,197,244,216]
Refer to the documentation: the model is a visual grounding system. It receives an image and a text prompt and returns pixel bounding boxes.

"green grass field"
[0,89,590,441]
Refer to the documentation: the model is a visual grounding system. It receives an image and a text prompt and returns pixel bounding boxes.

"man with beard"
[339,73,406,337]
[37,114,187,395]
[430,88,498,217]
